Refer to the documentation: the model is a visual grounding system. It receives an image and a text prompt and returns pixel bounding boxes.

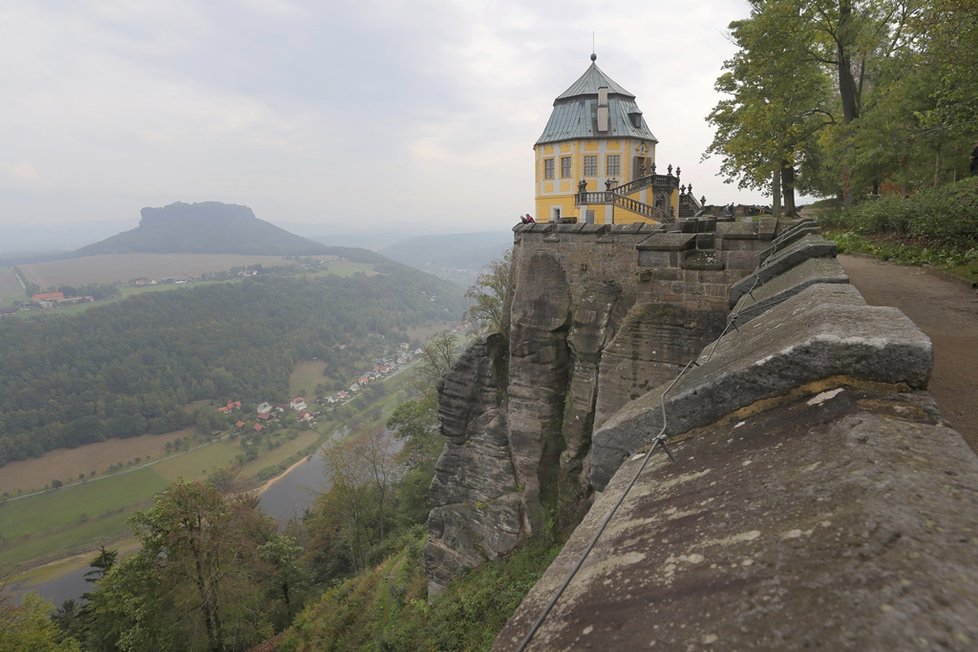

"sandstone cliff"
[425,218,780,596]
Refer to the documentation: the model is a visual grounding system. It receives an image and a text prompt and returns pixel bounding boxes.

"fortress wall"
[495,227,978,651]
[427,219,784,595]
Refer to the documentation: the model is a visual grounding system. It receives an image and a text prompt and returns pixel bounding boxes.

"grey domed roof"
[536,57,658,147]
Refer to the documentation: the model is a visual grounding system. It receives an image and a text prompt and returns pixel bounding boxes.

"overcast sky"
[1,1,782,236]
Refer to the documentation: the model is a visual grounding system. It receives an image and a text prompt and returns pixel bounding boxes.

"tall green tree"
[0,592,80,652]
[84,481,302,651]
[706,0,833,214]
[465,251,512,337]
[706,0,974,203]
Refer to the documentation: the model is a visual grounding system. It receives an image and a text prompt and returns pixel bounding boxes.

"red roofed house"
[32,291,65,301]
[217,400,242,415]
[253,423,264,433]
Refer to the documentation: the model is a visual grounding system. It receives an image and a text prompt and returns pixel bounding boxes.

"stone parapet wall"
[495,224,978,650]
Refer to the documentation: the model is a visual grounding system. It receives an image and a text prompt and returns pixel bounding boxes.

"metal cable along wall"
[516,218,815,651]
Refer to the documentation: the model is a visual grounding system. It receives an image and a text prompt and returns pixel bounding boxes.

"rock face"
[425,219,782,595]
[426,333,522,597]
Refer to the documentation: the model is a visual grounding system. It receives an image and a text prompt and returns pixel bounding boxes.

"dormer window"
[629,112,643,129]
[597,86,609,132]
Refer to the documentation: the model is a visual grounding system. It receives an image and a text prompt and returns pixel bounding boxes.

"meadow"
[18,253,374,288]
[0,429,190,496]
[289,360,330,398]
[0,267,23,303]
[0,361,423,583]
[0,468,170,569]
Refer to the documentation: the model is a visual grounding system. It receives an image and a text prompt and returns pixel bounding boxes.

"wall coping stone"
[728,233,838,306]
[636,232,697,251]
[590,283,932,489]
[497,388,978,651]
[732,257,850,324]
[716,222,758,239]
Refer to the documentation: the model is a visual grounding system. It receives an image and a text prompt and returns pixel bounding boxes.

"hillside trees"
[465,250,512,337]
[83,481,307,651]
[0,592,80,652]
[0,269,465,464]
[707,0,976,202]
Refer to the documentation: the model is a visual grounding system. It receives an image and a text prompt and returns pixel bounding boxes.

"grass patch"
[0,469,168,541]
[0,468,169,570]
[289,360,329,398]
[152,438,241,482]
[0,266,22,302]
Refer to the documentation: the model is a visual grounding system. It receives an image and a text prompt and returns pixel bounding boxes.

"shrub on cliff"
[280,527,559,651]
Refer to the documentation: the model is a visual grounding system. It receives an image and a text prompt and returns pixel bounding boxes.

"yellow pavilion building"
[534,54,697,225]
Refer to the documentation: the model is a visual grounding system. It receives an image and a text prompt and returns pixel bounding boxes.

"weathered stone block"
[732,256,850,323]
[636,232,696,251]
[591,283,932,489]
[728,233,838,306]
[497,388,978,650]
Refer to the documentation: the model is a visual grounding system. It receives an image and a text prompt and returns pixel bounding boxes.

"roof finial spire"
[591,32,597,62]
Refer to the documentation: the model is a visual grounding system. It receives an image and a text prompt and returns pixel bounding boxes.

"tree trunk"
[190,537,223,652]
[836,0,860,124]
[835,0,860,206]
[772,167,783,217]
[781,161,797,216]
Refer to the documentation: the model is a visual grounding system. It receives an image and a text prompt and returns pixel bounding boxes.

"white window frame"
[584,155,597,177]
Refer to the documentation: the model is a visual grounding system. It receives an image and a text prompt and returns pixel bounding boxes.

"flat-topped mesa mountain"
[75,201,363,258]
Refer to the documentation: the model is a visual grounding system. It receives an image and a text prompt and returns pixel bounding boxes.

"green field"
[289,360,330,398]
[0,468,169,569]
[0,357,426,584]
[0,266,23,304]
[10,259,380,318]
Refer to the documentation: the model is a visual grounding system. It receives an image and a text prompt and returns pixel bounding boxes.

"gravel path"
[839,254,978,455]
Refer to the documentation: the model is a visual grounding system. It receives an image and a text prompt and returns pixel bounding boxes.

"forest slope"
[0,262,465,465]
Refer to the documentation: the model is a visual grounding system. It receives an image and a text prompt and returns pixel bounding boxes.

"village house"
[217,400,241,414]
[289,397,307,411]
[256,401,273,414]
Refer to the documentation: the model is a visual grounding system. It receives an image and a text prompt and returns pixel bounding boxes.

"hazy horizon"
[1,1,819,236]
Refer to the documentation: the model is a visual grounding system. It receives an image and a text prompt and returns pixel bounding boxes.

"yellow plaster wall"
[533,137,660,223]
